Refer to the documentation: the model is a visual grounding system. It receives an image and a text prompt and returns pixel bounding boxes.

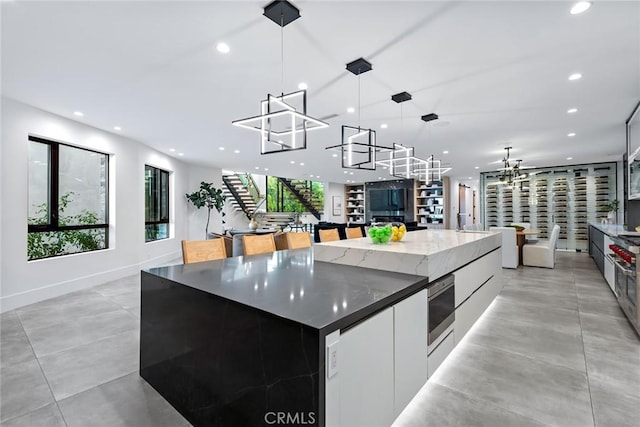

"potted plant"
[186,182,226,238]
[603,199,619,223]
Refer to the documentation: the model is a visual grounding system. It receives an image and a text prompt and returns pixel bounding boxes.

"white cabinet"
[427,331,454,377]
[455,274,502,344]
[454,249,501,307]
[393,290,428,417]
[337,308,395,427]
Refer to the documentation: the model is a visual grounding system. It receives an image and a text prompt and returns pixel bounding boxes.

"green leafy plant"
[186,181,226,237]
[28,192,105,260]
[602,199,619,212]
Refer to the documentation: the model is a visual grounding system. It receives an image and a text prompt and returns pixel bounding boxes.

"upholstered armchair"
[523,224,561,268]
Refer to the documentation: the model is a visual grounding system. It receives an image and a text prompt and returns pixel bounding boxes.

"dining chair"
[523,224,560,268]
[318,228,340,242]
[274,232,312,251]
[345,227,364,239]
[488,227,518,269]
[182,238,227,264]
[242,234,277,256]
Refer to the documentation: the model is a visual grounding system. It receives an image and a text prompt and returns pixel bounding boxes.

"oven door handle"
[429,283,454,299]
[608,255,636,275]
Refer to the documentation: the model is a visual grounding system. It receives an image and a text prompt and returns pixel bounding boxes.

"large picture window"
[27,136,109,260]
[145,165,170,242]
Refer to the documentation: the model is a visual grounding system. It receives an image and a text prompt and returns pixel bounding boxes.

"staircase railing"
[277,178,322,220]
[237,173,262,205]
[222,175,253,220]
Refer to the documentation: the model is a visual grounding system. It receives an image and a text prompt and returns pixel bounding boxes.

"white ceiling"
[2,1,639,184]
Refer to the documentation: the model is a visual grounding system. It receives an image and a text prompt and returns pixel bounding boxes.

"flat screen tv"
[370,189,405,211]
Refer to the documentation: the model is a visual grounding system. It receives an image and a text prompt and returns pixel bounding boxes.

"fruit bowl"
[368,223,393,244]
[390,222,407,242]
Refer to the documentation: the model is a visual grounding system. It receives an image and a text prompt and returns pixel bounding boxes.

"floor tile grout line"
[573,268,598,427]
[429,382,551,427]
[13,311,71,427]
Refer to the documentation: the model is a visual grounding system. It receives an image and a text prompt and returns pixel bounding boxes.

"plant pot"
[607,212,615,223]
[249,219,258,230]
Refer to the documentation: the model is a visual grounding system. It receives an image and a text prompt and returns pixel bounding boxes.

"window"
[27,136,109,260]
[145,165,170,242]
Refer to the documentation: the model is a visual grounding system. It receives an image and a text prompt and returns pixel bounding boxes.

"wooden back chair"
[346,227,364,239]
[318,228,340,242]
[242,234,277,256]
[274,232,312,251]
[182,239,227,264]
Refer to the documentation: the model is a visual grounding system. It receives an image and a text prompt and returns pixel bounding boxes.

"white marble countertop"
[314,229,501,280]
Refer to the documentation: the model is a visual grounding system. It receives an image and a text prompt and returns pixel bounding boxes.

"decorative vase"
[249,218,258,230]
[607,212,615,223]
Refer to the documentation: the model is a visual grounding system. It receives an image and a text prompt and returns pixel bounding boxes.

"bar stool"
[346,227,364,239]
[181,239,227,264]
[274,232,312,251]
[242,234,277,256]
[318,228,340,242]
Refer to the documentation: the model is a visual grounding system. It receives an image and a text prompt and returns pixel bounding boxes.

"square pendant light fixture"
[232,0,328,155]
[376,144,427,179]
[325,57,388,170]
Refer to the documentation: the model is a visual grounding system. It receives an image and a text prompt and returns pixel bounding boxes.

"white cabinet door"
[454,249,501,307]
[455,274,502,344]
[393,290,428,417]
[339,308,394,427]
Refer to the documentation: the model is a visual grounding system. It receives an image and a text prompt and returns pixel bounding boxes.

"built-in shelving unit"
[345,183,366,224]
[481,162,616,251]
[415,177,449,229]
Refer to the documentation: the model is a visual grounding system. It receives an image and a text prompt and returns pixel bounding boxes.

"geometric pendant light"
[231,0,328,155]
[326,57,390,170]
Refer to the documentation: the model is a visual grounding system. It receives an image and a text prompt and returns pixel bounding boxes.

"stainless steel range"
[608,234,640,336]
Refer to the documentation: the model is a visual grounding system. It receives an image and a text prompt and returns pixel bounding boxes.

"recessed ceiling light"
[347,107,355,113]
[316,176,320,179]
[219,147,225,150]
[567,157,573,160]
[290,160,295,164]
[383,167,387,170]
[568,73,582,81]
[310,174,314,177]
[380,124,388,129]
[344,171,348,174]
[216,42,230,53]
[169,148,176,152]
[378,177,383,180]
[474,166,479,169]
[568,132,576,137]
[298,82,308,90]
[332,153,338,158]
[113,126,122,131]
[73,111,84,117]
[570,2,591,15]
[299,162,305,166]
[178,153,184,156]
[349,172,354,175]
[264,168,269,171]
[255,167,260,170]
[234,149,240,154]
[567,108,578,114]
[443,150,449,154]
[468,177,473,180]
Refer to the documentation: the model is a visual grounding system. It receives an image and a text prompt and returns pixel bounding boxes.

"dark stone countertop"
[143,248,428,333]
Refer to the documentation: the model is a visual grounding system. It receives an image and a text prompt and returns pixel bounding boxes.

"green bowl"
[368,223,393,244]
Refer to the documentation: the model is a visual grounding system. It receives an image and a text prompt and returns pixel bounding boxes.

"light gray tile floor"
[1,252,638,426]
[396,251,640,427]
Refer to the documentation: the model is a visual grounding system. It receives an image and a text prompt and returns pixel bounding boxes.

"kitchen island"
[140,229,502,427]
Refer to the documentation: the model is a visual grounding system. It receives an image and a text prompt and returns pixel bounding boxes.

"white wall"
[324,182,346,223]
[0,97,220,311]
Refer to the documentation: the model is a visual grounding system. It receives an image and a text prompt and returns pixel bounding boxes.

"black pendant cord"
[280,13,284,96]
[358,73,361,129]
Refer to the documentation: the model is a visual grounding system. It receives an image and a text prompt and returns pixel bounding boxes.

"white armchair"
[523,224,560,268]
[489,227,518,269]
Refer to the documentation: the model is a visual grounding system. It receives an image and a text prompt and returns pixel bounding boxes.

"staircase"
[277,178,323,220]
[222,173,262,220]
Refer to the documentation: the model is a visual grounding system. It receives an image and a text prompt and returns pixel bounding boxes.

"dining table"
[516,229,541,265]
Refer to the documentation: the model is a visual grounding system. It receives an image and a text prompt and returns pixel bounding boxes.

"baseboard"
[0,250,181,313]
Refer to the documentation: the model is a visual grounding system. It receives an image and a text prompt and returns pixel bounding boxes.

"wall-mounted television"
[369,189,406,211]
